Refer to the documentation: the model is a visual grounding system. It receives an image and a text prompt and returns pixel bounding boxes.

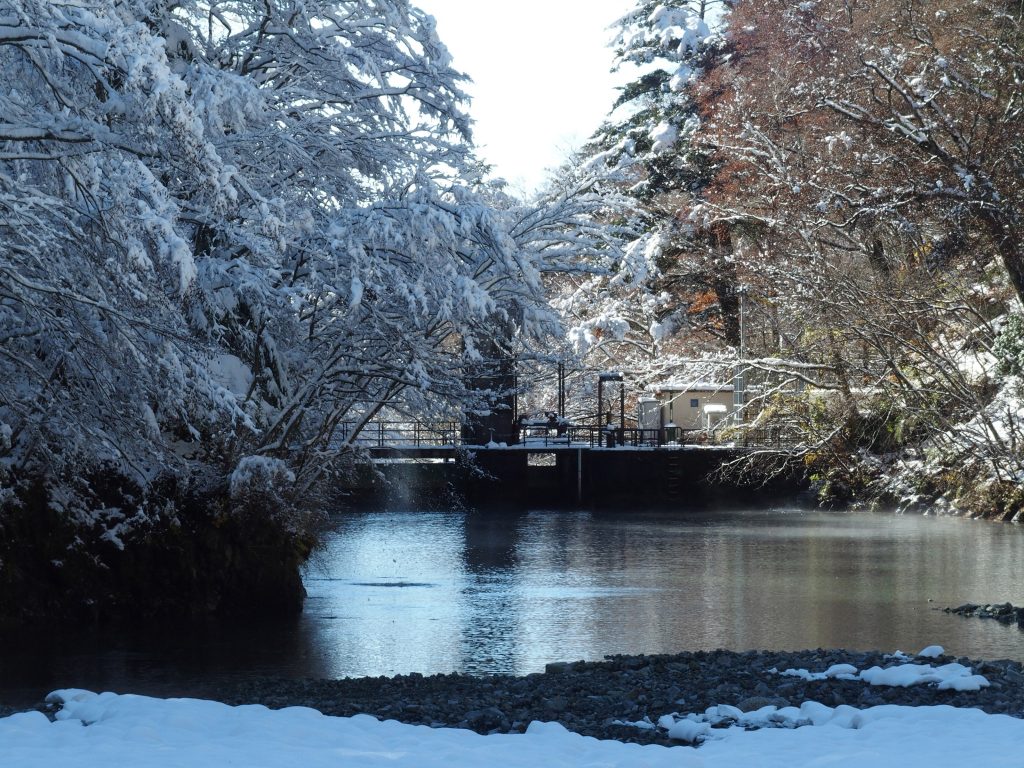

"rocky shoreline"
[173,649,1024,746]
[944,602,1024,627]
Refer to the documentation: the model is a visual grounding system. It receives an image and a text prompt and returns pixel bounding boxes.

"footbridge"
[341,420,800,506]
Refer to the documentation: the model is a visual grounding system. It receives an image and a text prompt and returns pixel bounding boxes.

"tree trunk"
[709,224,742,348]
[983,212,1024,306]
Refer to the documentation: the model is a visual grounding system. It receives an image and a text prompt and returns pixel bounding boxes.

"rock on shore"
[944,602,1024,627]
[209,649,1024,746]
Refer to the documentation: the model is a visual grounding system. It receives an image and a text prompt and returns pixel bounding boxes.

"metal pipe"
[619,383,625,445]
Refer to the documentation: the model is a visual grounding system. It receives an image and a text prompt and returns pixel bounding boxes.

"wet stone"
[75,649,1024,748]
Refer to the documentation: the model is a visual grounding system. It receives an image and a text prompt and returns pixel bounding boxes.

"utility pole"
[557,361,566,420]
[734,288,747,414]
[619,380,626,446]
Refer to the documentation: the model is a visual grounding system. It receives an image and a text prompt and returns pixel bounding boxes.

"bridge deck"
[366,443,743,460]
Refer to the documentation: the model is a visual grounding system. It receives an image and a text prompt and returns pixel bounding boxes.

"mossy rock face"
[0,472,317,623]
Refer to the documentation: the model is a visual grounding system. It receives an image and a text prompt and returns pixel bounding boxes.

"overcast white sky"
[416,0,635,196]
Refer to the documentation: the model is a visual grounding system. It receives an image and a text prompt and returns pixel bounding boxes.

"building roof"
[649,381,735,393]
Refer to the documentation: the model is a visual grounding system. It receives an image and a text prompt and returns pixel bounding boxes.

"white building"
[638,382,738,437]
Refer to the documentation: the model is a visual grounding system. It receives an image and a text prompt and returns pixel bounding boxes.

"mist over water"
[3,507,1024,708]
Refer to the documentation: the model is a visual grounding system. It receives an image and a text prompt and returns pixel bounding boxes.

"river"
[2,506,1023,708]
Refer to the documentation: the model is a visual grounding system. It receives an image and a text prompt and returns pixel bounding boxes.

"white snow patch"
[649,122,678,154]
[858,663,989,691]
[229,456,295,499]
[12,691,1024,768]
[649,320,670,343]
[350,275,364,310]
[207,353,255,397]
[774,650,989,692]
[665,718,710,743]
[776,663,859,681]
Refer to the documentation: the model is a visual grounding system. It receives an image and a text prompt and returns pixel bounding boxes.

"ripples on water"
[3,507,1024,706]
[301,507,1024,679]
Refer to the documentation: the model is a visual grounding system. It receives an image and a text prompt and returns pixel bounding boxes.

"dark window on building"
[690,398,699,408]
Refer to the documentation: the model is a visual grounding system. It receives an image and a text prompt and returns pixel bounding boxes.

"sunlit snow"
[4,689,1024,768]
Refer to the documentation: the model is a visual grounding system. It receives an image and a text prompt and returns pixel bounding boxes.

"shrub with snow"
[994,314,1024,377]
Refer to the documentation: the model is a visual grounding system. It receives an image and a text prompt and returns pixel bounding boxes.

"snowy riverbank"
[197,647,1024,746]
[6,646,1024,766]
[6,676,1024,767]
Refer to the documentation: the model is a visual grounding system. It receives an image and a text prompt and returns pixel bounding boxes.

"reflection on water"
[3,507,1024,708]
[302,508,1024,679]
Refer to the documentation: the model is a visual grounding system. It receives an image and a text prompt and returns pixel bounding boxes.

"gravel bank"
[207,649,1024,746]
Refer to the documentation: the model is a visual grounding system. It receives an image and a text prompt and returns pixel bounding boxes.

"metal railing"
[338,420,800,451]
[505,425,666,449]
[339,421,461,449]
[735,427,803,449]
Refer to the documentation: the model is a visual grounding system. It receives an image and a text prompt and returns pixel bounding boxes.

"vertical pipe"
[734,289,746,414]
[513,365,518,429]
[558,362,565,419]
[619,383,625,446]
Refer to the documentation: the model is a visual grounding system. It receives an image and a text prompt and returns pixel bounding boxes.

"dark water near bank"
[3,507,1024,708]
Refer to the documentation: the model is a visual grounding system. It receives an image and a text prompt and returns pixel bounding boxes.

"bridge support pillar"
[576,448,583,504]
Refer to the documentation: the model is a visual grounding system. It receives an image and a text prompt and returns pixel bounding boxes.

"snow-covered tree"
[0,0,619,616]
[685,0,1024,500]
[597,0,725,200]
[555,0,736,399]
[0,0,606,485]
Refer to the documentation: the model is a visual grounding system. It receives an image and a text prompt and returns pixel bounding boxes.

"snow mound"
[16,690,1024,768]
[858,663,990,691]
[772,649,989,692]
[777,663,859,681]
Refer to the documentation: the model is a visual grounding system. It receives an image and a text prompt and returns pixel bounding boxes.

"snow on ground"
[771,646,991,692]
[3,688,1024,768]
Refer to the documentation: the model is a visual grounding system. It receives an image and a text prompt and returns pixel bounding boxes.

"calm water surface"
[3,507,1024,707]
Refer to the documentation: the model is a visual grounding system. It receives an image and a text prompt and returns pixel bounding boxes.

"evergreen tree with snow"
[562,0,739,388]
[595,0,724,201]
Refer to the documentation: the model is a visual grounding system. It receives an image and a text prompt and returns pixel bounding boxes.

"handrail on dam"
[338,421,798,451]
